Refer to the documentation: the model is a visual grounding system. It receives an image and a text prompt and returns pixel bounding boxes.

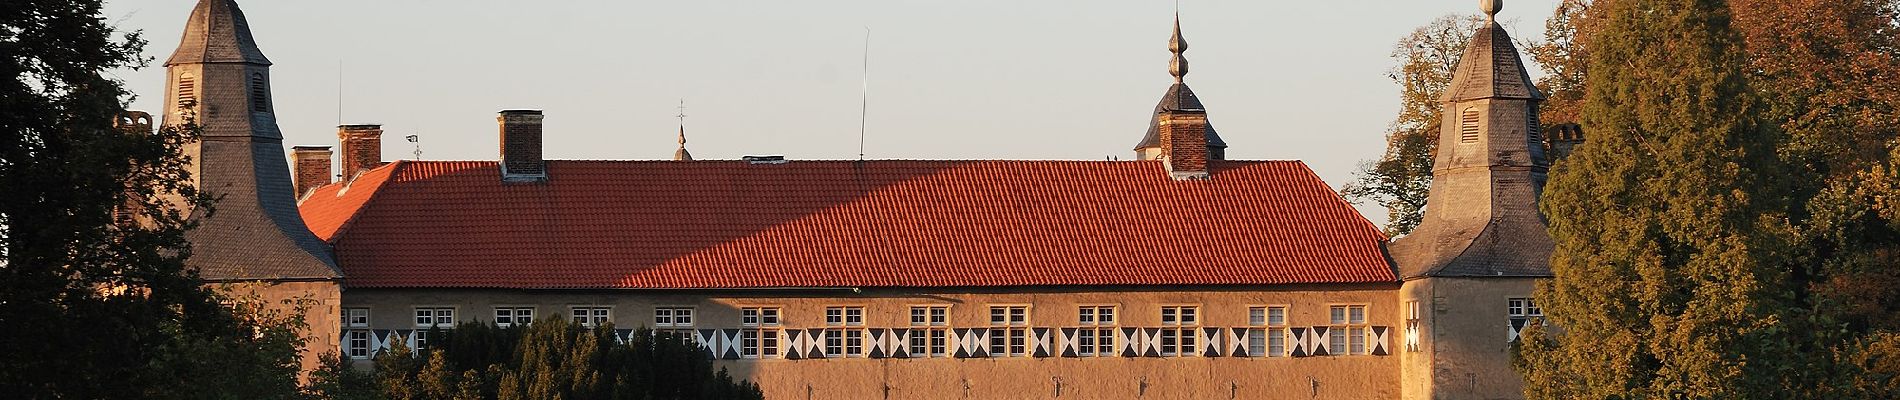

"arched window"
[250,73,269,112]
[176,75,196,110]
[1459,108,1481,143]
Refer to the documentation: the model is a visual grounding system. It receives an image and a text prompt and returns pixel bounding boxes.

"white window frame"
[1076,305,1117,357]
[1508,298,1543,318]
[1248,305,1289,357]
[1158,305,1200,357]
[569,306,611,328]
[908,305,951,358]
[1329,304,1370,356]
[345,330,371,360]
[494,306,536,328]
[740,306,781,359]
[653,306,694,328]
[345,307,370,328]
[414,307,455,329]
[987,305,1029,358]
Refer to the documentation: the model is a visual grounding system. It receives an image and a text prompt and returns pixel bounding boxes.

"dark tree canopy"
[0,0,309,398]
[311,317,764,400]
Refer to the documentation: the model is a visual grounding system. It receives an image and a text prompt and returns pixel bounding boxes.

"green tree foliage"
[1343,15,1485,236]
[0,0,306,398]
[1520,0,1900,397]
[1518,0,1808,397]
[310,317,763,400]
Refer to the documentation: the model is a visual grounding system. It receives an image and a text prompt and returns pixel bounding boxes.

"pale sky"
[103,0,1559,226]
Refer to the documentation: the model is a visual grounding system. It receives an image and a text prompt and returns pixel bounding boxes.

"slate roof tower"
[162,0,339,281]
[1133,14,1228,162]
[1386,0,1552,279]
[1391,2,1553,399]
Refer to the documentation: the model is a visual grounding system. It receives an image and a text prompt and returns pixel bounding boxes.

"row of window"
[345,304,1361,330]
[345,300,1544,360]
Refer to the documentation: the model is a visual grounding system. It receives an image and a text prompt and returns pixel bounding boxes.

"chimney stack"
[337,124,383,180]
[498,110,546,182]
[291,146,334,197]
[1159,110,1210,180]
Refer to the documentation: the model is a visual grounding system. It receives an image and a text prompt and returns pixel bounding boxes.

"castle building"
[157,0,1554,398]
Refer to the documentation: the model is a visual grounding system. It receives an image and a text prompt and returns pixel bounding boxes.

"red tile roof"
[298,160,1394,289]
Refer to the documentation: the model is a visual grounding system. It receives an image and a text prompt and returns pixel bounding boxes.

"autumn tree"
[0,0,307,397]
[1343,14,1485,236]
[1516,0,1809,397]
[1522,0,1602,127]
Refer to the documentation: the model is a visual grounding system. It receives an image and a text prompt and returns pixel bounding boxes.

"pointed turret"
[1135,14,1227,161]
[674,126,694,161]
[162,0,338,281]
[1388,0,1552,278]
[165,0,271,67]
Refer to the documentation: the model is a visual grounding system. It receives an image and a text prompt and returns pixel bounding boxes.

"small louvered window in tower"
[250,73,269,112]
[176,75,196,110]
[1459,108,1481,143]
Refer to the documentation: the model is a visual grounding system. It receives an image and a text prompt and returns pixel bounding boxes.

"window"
[176,75,196,110]
[570,306,611,328]
[1405,301,1422,352]
[1508,298,1542,317]
[1077,306,1116,357]
[909,306,950,358]
[824,306,867,357]
[344,307,371,359]
[413,330,430,350]
[653,307,694,327]
[346,330,371,359]
[494,307,535,328]
[345,308,370,328]
[1329,304,1369,356]
[1159,306,1199,357]
[1460,108,1481,143]
[988,306,1028,357]
[1248,306,1288,357]
[414,307,454,329]
[249,73,268,112]
[740,307,781,358]
[1508,298,1542,342]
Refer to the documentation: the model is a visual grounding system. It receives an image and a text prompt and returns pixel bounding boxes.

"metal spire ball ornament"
[1480,0,1502,20]
[1168,13,1188,83]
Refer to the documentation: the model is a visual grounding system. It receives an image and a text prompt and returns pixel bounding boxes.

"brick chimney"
[291,146,333,197]
[337,124,383,180]
[1158,110,1210,180]
[498,110,546,182]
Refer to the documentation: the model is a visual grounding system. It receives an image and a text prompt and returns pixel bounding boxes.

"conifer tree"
[1517,0,1805,397]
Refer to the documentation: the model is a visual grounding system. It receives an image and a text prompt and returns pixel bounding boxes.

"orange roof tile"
[298,160,1394,289]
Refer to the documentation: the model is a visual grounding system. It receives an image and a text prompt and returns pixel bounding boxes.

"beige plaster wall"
[213,280,343,381]
[1400,277,1537,400]
[345,285,1404,399]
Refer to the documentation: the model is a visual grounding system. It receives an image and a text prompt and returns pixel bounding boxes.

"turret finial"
[1481,0,1502,20]
[673,99,693,161]
[1168,13,1188,83]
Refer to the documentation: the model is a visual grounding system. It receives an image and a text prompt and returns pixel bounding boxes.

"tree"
[1522,0,1602,127]
[345,318,765,400]
[1,0,305,398]
[1343,15,1485,236]
[1516,0,1806,397]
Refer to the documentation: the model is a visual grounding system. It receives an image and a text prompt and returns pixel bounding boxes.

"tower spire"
[1133,12,1227,162]
[674,99,693,161]
[1169,13,1188,83]
[165,0,271,67]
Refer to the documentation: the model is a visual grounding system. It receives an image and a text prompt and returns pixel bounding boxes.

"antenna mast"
[858,27,871,161]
